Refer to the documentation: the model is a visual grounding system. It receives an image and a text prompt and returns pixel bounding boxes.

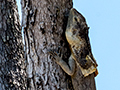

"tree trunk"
[21,0,73,89]
[0,0,26,90]
[0,0,96,90]
[22,0,97,90]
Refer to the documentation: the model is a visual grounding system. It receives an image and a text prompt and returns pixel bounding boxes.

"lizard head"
[66,8,89,42]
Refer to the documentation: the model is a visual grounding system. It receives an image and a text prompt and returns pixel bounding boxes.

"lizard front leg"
[49,49,75,76]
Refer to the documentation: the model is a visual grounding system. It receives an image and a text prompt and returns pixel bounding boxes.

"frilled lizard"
[49,8,98,89]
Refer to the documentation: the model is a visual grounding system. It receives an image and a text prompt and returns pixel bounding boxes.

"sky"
[17,0,120,90]
[73,0,120,90]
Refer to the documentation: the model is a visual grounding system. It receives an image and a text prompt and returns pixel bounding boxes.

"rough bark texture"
[21,0,96,90]
[22,0,73,89]
[0,0,26,89]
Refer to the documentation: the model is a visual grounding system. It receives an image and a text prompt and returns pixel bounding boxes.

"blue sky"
[17,0,120,90]
[73,0,120,90]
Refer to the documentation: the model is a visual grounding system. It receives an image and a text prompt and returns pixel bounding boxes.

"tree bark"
[22,0,95,90]
[0,0,26,90]
[21,0,73,89]
[0,0,97,90]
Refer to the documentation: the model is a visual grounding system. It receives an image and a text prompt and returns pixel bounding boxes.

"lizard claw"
[48,50,57,56]
[47,47,63,63]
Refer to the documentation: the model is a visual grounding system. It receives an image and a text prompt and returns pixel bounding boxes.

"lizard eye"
[74,17,78,22]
